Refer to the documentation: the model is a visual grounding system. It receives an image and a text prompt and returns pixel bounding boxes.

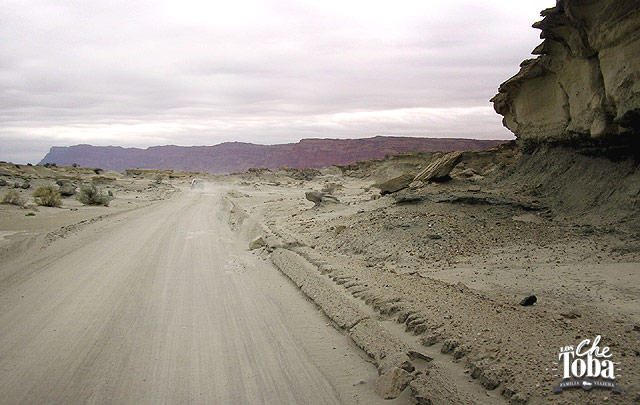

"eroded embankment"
[223,149,640,405]
[225,194,507,404]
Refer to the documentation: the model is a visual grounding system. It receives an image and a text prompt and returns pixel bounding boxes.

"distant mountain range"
[39,136,507,174]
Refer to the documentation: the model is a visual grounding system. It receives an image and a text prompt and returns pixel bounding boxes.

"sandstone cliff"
[491,0,640,143]
[39,136,505,174]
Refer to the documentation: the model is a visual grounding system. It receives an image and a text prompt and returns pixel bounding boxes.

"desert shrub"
[72,163,78,167]
[1,190,26,207]
[154,175,163,184]
[33,186,62,207]
[25,212,35,216]
[77,184,112,206]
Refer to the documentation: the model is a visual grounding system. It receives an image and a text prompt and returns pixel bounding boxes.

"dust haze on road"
[0,185,395,404]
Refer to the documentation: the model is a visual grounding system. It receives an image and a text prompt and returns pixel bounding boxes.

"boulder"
[305,191,339,207]
[377,352,414,376]
[413,151,463,183]
[57,180,76,196]
[491,0,640,142]
[375,367,413,399]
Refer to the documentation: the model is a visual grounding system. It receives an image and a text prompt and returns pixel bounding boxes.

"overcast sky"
[0,0,555,163]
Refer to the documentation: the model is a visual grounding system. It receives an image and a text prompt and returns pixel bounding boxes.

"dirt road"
[0,187,393,404]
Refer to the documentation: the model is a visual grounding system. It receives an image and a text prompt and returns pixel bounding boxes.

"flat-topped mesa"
[491,0,640,144]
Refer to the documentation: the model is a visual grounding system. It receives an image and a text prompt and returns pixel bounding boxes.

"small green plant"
[25,212,35,216]
[1,190,26,207]
[77,184,112,206]
[33,186,62,207]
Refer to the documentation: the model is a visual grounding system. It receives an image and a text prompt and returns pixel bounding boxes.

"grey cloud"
[0,0,555,163]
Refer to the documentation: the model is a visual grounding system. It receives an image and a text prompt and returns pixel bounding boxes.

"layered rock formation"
[491,0,640,142]
[39,136,504,174]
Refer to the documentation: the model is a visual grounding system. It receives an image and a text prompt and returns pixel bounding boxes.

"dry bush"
[33,186,62,207]
[77,184,112,206]
[1,190,26,207]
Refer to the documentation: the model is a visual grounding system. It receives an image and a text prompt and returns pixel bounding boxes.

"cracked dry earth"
[229,175,640,404]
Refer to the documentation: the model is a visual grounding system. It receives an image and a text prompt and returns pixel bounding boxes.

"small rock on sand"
[519,295,537,306]
[375,367,413,399]
[249,236,265,250]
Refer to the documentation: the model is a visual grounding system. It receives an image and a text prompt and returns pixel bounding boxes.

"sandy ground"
[0,184,398,404]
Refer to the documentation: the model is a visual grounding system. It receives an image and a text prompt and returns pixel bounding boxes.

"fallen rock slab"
[413,151,463,183]
[374,173,414,195]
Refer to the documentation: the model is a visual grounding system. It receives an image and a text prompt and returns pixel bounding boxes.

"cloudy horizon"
[1,0,555,164]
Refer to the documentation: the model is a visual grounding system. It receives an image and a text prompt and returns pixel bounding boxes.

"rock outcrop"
[491,0,640,142]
